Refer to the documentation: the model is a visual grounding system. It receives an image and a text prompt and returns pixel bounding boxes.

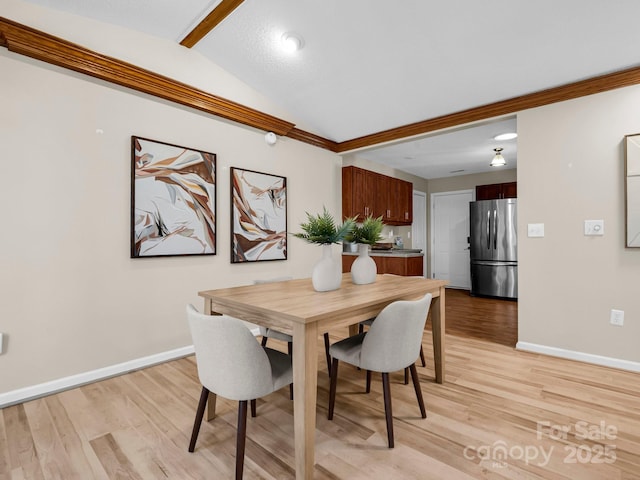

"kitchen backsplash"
[381,225,412,248]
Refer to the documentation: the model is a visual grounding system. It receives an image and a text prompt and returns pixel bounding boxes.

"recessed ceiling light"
[281,32,304,52]
[494,132,517,141]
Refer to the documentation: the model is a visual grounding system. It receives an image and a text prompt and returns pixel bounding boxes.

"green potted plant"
[347,215,385,285]
[294,207,355,291]
[294,207,355,245]
[347,215,384,245]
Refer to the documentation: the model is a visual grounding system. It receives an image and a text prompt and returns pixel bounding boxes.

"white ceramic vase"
[350,243,377,285]
[312,244,342,292]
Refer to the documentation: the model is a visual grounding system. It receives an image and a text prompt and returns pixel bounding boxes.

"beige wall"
[0,8,341,395]
[517,85,640,363]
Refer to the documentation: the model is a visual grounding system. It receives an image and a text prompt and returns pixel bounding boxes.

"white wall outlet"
[610,309,624,327]
[585,220,604,236]
[528,223,545,237]
[0,333,3,354]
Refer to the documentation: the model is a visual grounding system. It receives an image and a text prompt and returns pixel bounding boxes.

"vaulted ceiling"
[10,0,640,178]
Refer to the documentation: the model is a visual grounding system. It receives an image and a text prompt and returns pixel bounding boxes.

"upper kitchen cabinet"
[396,178,413,223]
[342,166,376,219]
[476,181,517,200]
[342,166,413,225]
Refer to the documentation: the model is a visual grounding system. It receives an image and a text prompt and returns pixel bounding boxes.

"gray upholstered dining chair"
[327,293,433,448]
[186,304,293,480]
[254,277,332,377]
[358,274,427,384]
[359,317,426,384]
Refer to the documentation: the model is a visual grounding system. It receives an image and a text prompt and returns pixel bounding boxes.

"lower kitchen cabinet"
[342,254,423,277]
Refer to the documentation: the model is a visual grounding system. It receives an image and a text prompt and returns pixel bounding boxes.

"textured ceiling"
[17,0,640,178]
[361,117,518,179]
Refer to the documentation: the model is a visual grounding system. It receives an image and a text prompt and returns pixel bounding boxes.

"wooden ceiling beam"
[180,0,245,48]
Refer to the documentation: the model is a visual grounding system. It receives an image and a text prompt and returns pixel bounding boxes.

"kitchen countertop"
[343,249,423,258]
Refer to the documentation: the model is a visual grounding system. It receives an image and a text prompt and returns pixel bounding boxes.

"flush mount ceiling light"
[281,32,304,52]
[494,132,518,141]
[490,147,506,167]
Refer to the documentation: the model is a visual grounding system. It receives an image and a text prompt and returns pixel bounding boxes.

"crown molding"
[4,17,640,155]
[0,17,295,136]
[286,127,339,151]
[335,64,640,153]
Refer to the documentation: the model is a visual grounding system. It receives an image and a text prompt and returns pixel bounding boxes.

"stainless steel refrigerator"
[469,198,517,299]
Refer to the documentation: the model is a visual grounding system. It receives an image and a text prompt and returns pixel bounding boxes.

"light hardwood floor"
[2,293,639,479]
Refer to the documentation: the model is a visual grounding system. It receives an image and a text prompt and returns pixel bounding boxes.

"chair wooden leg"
[261,336,268,347]
[409,363,427,418]
[324,333,332,376]
[328,358,339,420]
[236,401,248,480]
[365,370,372,393]
[288,341,294,400]
[405,347,425,383]
[188,386,209,452]
[381,372,394,448]
[356,324,365,371]
[250,399,257,418]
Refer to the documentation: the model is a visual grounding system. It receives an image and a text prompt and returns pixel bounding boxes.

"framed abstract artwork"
[625,133,640,247]
[131,136,216,257]
[231,167,287,262]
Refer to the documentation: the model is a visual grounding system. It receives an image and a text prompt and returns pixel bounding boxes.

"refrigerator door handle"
[486,210,491,250]
[493,209,498,250]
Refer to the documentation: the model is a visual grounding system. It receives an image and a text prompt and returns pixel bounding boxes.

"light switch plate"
[584,220,604,236]
[528,223,545,237]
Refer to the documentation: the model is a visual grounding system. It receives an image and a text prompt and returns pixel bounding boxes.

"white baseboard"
[0,345,195,409]
[516,342,640,373]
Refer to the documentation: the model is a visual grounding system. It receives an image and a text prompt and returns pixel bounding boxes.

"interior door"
[431,190,473,289]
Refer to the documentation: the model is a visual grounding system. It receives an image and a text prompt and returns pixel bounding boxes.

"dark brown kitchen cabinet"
[476,182,517,200]
[342,166,375,219]
[342,254,423,276]
[395,179,413,223]
[342,166,413,225]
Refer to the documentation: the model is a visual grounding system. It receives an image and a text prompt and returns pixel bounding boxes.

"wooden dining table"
[198,273,448,480]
